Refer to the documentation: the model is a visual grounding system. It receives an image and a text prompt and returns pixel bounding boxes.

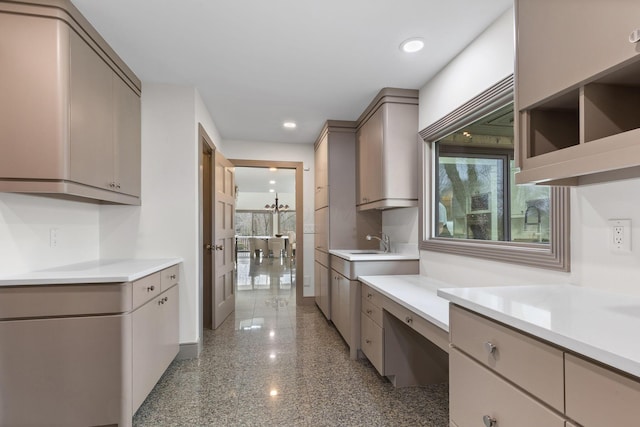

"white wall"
[0,193,100,274]
[221,140,315,296]
[236,191,295,211]
[417,7,640,296]
[100,82,221,346]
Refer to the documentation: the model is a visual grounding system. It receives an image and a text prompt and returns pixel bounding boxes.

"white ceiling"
[235,166,296,194]
[71,0,512,145]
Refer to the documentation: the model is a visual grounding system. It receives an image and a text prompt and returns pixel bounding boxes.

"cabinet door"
[314,134,329,209]
[565,353,640,427]
[314,207,328,251]
[314,261,330,319]
[517,0,640,108]
[132,285,179,412]
[69,30,114,190]
[330,271,343,336]
[0,14,68,180]
[113,74,141,197]
[0,315,129,427]
[450,349,565,427]
[357,107,383,205]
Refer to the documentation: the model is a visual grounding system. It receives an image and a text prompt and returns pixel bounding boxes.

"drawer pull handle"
[367,293,373,299]
[484,341,497,355]
[158,296,169,305]
[405,316,413,324]
[365,339,372,344]
[483,415,497,427]
[147,285,155,292]
[366,309,373,315]
[170,274,177,280]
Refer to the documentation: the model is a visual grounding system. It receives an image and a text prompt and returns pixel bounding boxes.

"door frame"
[231,159,311,305]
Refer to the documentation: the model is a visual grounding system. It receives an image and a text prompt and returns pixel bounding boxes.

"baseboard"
[176,341,200,360]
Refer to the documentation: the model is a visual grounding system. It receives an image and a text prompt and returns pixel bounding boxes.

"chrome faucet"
[366,233,390,253]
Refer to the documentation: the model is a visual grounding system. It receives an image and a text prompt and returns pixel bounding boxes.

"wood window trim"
[418,75,571,272]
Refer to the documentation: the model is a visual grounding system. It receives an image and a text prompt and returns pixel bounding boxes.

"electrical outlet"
[608,219,631,253]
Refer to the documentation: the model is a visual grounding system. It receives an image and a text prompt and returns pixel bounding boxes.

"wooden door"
[213,150,235,328]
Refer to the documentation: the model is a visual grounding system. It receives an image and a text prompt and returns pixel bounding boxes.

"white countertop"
[358,274,454,332]
[438,285,640,378]
[0,258,183,286]
[330,249,419,262]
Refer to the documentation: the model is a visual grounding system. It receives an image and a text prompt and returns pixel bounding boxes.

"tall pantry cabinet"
[0,0,141,205]
[314,121,380,319]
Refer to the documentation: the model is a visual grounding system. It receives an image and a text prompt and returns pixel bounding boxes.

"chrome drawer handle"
[484,341,497,355]
[483,415,496,427]
[405,316,413,324]
[147,285,155,292]
[366,309,373,315]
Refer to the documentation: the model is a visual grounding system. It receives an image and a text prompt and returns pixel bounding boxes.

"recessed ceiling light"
[269,189,275,193]
[283,121,297,129]
[269,167,277,172]
[269,180,276,184]
[400,37,424,53]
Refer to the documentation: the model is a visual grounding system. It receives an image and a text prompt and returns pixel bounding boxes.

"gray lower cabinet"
[0,267,179,427]
[449,304,640,427]
[0,1,141,204]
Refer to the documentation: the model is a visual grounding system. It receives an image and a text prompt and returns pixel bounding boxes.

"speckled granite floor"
[133,254,449,426]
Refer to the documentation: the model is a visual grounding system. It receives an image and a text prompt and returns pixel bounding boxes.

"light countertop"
[438,285,640,378]
[0,258,183,286]
[358,274,454,332]
[330,249,419,262]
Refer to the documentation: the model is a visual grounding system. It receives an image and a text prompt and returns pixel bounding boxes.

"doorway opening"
[231,160,305,308]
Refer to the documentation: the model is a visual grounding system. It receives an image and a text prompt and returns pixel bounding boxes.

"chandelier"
[265,193,289,213]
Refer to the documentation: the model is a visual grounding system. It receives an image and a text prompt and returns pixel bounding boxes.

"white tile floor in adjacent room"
[133,252,449,426]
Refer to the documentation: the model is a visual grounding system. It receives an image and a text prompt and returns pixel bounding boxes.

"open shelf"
[583,62,640,142]
[527,89,580,157]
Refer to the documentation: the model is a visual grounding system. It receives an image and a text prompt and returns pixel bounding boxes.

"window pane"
[252,212,272,236]
[438,156,504,240]
[278,211,296,234]
[235,212,252,236]
[510,161,551,243]
[434,103,550,244]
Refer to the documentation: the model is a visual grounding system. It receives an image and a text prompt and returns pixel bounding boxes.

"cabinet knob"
[147,285,155,292]
[164,297,168,302]
[158,299,164,305]
[170,274,177,280]
[366,309,372,315]
[367,293,373,299]
[215,245,224,251]
[405,316,413,324]
[365,339,372,344]
[484,341,497,355]
[483,415,497,427]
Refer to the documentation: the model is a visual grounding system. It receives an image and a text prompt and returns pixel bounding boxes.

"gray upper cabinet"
[515,0,640,185]
[356,88,419,210]
[0,1,141,204]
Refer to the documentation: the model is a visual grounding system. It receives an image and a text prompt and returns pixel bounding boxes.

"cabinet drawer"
[132,272,161,309]
[361,312,384,375]
[361,297,382,326]
[384,297,449,353]
[565,353,640,426]
[450,305,564,411]
[450,349,565,427]
[361,284,383,308]
[0,283,131,319]
[160,265,179,291]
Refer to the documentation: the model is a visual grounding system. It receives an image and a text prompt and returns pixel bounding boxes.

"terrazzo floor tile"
[133,254,448,427]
